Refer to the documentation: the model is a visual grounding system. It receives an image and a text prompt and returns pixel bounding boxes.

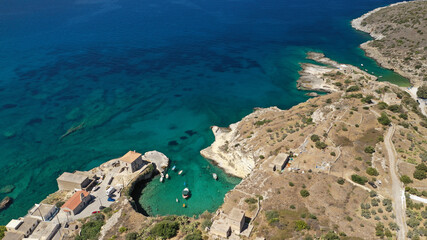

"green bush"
[346,85,360,92]
[351,174,368,185]
[55,201,65,208]
[337,177,345,185]
[378,112,391,125]
[184,230,203,240]
[323,231,340,240]
[364,146,375,154]
[294,220,308,231]
[400,175,413,184]
[150,220,179,239]
[244,197,257,204]
[289,182,294,187]
[310,134,320,142]
[387,104,401,113]
[265,210,279,225]
[417,85,427,99]
[416,163,427,172]
[76,219,105,240]
[300,190,310,198]
[413,169,426,180]
[125,232,138,240]
[0,226,6,239]
[119,227,128,233]
[377,102,388,110]
[315,141,327,149]
[399,113,408,120]
[366,167,379,176]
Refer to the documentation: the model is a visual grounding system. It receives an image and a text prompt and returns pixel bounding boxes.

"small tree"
[400,175,413,184]
[417,85,427,99]
[366,167,379,176]
[378,112,391,125]
[315,141,327,150]
[310,134,320,142]
[337,177,345,185]
[413,169,426,180]
[300,190,310,198]
[364,146,375,154]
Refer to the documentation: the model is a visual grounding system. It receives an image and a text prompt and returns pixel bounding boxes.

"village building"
[28,204,57,221]
[6,217,40,238]
[228,208,246,233]
[119,150,146,173]
[29,221,60,240]
[269,153,290,172]
[209,219,231,238]
[2,232,24,240]
[56,172,94,191]
[61,190,91,216]
[210,208,246,238]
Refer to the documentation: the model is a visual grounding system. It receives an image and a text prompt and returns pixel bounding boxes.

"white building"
[28,204,57,221]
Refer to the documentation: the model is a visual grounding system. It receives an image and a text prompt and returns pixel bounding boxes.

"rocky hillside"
[352,1,427,85]
[204,53,427,239]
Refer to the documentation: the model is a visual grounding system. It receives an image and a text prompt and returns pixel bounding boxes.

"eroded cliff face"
[201,107,282,178]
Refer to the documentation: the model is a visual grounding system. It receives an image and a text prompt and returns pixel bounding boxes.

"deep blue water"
[0,0,408,223]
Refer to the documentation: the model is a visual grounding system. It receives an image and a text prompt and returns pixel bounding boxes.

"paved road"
[384,125,407,240]
[410,194,427,204]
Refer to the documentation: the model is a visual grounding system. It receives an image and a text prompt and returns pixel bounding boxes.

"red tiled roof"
[61,190,90,211]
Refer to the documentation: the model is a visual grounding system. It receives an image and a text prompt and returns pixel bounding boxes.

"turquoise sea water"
[0,0,410,223]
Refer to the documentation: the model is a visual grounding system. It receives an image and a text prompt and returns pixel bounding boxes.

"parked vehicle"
[106,187,116,196]
[91,211,100,214]
[93,186,100,192]
[368,182,377,188]
[107,197,115,202]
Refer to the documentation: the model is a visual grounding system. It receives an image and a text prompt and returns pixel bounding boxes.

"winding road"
[384,124,407,240]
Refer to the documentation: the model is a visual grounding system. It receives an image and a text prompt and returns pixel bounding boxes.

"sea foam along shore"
[350,1,415,84]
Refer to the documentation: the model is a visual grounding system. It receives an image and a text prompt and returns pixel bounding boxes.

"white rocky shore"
[200,107,282,178]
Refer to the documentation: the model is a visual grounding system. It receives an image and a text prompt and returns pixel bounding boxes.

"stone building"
[56,172,91,191]
[119,150,145,173]
[61,190,91,216]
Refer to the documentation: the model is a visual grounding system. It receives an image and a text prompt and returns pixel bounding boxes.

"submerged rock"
[306,92,319,97]
[3,130,16,139]
[0,185,15,194]
[0,196,13,210]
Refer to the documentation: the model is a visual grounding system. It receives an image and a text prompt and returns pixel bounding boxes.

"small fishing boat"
[166,174,169,179]
[183,203,186,208]
[160,176,164,182]
[178,170,183,175]
[176,198,179,203]
[213,173,218,180]
[182,188,191,199]
[172,165,176,171]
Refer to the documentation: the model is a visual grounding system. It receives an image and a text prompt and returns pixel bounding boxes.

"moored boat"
[178,170,183,175]
[172,165,176,171]
[166,174,169,179]
[213,173,218,180]
[182,188,190,199]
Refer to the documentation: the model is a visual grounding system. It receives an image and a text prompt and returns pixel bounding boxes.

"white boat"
[178,170,183,175]
[160,176,164,182]
[166,174,169,179]
[176,198,179,202]
[182,188,190,199]
[213,173,218,180]
[172,165,176,171]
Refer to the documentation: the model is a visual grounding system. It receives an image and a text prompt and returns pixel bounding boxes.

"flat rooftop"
[57,172,88,183]
[3,232,24,240]
[271,153,289,165]
[16,217,39,233]
[6,219,22,230]
[30,221,59,239]
[228,208,245,222]
[120,151,142,164]
[29,204,55,217]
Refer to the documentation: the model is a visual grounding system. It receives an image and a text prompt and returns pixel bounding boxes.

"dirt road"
[384,124,407,240]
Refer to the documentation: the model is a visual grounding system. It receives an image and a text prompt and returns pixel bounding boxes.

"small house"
[56,172,91,191]
[228,208,246,233]
[210,219,231,238]
[119,151,145,173]
[11,217,40,237]
[28,204,57,221]
[269,153,290,172]
[2,232,24,240]
[61,190,91,216]
[29,221,60,240]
